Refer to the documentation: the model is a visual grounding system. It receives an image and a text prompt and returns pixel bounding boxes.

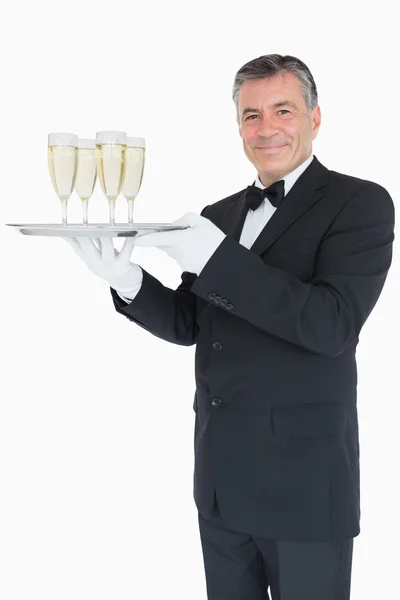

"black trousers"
[197,494,354,600]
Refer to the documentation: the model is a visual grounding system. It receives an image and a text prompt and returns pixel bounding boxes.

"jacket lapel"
[222,156,329,256]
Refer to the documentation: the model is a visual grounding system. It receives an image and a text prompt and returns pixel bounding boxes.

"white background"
[1,1,399,598]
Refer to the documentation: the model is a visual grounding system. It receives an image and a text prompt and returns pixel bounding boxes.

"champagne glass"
[95,131,127,225]
[75,139,97,224]
[122,137,146,224]
[47,133,78,224]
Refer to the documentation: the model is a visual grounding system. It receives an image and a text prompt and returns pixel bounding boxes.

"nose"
[256,114,281,140]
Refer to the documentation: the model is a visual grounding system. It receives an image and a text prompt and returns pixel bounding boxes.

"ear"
[311,105,321,140]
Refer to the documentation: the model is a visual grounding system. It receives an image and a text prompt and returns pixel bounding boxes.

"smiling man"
[66,54,395,600]
[238,72,321,185]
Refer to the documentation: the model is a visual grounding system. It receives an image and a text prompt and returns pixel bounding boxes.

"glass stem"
[127,199,135,224]
[61,199,68,225]
[82,200,89,225]
[109,199,116,225]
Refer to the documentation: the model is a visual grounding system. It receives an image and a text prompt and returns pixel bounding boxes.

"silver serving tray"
[6,223,189,238]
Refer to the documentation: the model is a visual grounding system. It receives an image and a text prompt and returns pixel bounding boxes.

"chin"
[259,157,289,169]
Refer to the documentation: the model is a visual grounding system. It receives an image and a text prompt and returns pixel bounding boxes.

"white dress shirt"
[118,154,315,303]
[239,153,314,249]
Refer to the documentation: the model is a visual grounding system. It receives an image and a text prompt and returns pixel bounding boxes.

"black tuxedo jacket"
[111,156,395,542]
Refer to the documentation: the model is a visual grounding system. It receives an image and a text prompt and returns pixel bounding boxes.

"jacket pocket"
[271,401,348,436]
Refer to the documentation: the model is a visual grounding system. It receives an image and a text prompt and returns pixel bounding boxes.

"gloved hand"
[63,237,143,298]
[133,212,226,275]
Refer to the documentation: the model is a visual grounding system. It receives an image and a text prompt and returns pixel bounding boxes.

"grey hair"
[232,54,318,122]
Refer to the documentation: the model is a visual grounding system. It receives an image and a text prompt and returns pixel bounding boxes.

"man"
[66,54,395,599]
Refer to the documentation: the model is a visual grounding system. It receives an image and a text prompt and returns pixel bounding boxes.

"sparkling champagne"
[95,144,126,201]
[75,147,97,200]
[122,146,145,200]
[47,145,78,200]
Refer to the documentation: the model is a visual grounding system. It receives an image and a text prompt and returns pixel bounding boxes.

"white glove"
[63,237,143,298]
[133,212,226,275]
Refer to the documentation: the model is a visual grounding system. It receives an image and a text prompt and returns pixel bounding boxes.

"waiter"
[66,53,395,599]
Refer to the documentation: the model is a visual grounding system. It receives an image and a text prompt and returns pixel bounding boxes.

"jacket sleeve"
[190,183,395,356]
[110,206,210,346]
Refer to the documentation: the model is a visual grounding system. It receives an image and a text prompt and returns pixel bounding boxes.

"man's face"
[238,72,321,185]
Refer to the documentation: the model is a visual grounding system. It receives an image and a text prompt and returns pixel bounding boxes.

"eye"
[245,110,290,121]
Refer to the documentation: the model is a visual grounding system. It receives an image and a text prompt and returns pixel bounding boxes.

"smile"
[257,145,287,154]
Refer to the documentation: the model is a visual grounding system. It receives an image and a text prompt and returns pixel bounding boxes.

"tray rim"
[6,222,187,228]
[6,222,189,238]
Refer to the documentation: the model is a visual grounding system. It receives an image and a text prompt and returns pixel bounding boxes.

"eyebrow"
[241,101,298,117]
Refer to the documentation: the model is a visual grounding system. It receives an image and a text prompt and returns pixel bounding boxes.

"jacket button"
[212,341,223,351]
[225,303,234,310]
[220,298,227,307]
[214,295,222,304]
[211,397,222,408]
[208,292,216,300]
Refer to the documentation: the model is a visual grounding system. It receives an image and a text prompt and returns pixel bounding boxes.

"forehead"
[238,72,304,108]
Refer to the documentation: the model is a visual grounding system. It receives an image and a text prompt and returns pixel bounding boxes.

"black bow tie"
[245,179,285,210]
